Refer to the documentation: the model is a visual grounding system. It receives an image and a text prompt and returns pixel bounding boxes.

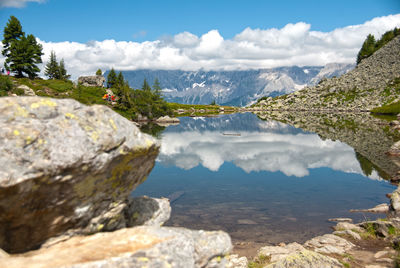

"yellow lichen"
[65,113,76,119]
[91,131,99,142]
[38,139,46,145]
[145,139,154,148]
[138,257,149,262]
[132,212,140,220]
[30,99,57,109]
[97,224,104,231]
[25,135,33,145]
[84,126,93,132]
[13,130,20,136]
[15,105,29,117]
[109,119,117,131]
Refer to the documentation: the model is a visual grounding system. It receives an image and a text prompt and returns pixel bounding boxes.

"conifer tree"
[107,68,117,88]
[44,51,59,79]
[58,59,70,80]
[117,72,124,88]
[142,78,151,91]
[2,16,43,78]
[356,34,376,65]
[2,16,24,58]
[96,69,102,76]
[152,78,162,96]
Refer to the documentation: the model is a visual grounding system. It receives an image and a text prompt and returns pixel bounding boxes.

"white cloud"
[0,0,44,8]
[157,129,377,179]
[1,14,399,79]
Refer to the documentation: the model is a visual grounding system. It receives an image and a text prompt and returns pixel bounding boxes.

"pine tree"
[58,59,70,80]
[45,51,59,79]
[142,78,151,91]
[107,68,117,88]
[152,78,162,96]
[356,34,376,65]
[117,72,124,87]
[2,16,43,78]
[96,69,102,76]
[2,16,24,58]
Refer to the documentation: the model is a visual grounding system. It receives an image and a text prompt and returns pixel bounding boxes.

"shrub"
[0,75,13,92]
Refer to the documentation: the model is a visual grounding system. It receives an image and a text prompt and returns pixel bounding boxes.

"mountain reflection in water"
[133,113,394,248]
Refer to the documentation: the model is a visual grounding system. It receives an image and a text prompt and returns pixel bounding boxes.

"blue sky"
[1,0,399,42]
[0,0,400,78]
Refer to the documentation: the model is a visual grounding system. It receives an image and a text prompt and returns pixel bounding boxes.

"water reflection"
[133,113,394,250]
[158,114,380,179]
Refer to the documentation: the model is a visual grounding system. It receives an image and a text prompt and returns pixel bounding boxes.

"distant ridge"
[112,64,353,106]
[255,35,400,111]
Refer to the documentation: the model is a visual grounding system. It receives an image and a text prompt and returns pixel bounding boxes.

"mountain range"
[117,63,354,106]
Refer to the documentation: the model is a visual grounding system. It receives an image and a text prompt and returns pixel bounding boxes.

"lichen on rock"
[0,96,160,253]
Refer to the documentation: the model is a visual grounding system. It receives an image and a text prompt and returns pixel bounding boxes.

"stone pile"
[254,35,400,112]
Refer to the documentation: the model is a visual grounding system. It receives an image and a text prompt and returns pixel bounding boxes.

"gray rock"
[155,115,180,126]
[387,140,400,156]
[78,75,105,87]
[333,222,363,232]
[0,226,232,268]
[265,249,342,268]
[223,254,248,268]
[304,234,354,255]
[350,203,389,213]
[333,230,362,240]
[0,97,160,253]
[126,196,171,227]
[390,186,400,212]
[258,242,305,263]
[360,220,399,238]
[328,218,353,223]
[17,84,35,96]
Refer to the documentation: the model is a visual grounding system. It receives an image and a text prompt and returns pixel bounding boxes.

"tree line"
[1,15,171,120]
[105,68,171,120]
[357,27,400,65]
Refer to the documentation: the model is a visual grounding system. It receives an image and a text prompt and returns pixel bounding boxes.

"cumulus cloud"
[157,129,375,179]
[0,14,399,79]
[0,0,44,8]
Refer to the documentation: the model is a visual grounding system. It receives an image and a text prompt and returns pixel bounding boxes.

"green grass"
[371,100,400,115]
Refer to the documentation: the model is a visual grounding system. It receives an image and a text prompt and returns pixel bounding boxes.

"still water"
[133,113,394,248]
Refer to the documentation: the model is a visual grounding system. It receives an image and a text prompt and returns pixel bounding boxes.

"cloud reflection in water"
[158,128,379,179]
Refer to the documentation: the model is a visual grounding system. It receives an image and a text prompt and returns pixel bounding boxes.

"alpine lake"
[133,111,400,257]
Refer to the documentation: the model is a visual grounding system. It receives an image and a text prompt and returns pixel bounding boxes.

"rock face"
[255,35,400,111]
[0,96,160,253]
[0,226,232,268]
[77,75,105,87]
[265,249,343,268]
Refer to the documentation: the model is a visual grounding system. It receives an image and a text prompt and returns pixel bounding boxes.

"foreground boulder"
[77,75,105,87]
[0,97,160,253]
[0,226,232,268]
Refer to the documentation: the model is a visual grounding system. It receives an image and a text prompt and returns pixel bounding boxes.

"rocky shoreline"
[2,96,400,267]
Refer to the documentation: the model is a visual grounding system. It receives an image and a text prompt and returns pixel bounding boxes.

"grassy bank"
[371,101,400,115]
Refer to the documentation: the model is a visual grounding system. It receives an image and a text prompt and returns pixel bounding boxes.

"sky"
[0,0,400,79]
